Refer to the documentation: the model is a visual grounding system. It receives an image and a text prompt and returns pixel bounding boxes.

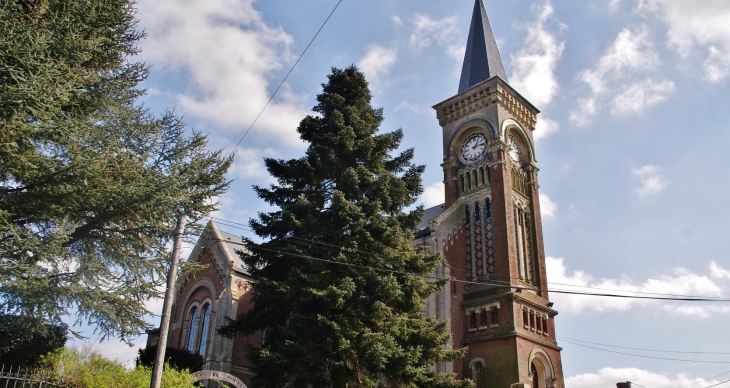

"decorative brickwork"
[483,198,496,279]
[465,205,473,281]
[524,212,534,284]
[474,202,484,279]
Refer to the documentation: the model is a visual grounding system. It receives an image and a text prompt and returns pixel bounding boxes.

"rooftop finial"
[458,0,508,93]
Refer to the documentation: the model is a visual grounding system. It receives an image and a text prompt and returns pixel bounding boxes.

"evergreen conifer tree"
[0,0,231,341]
[225,66,471,388]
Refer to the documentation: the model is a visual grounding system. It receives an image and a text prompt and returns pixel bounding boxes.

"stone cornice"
[461,330,562,351]
[462,288,558,316]
[433,77,539,131]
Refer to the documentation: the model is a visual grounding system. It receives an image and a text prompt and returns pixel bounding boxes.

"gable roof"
[417,203,446,236]
[206,220,249,275]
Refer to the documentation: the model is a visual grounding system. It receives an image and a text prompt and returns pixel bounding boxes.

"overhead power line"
[184,227,730,303]
[677,370,730,388]
[545,281,725,300]
[560,339,730,364]
[232,0,344,153]
[205,217,730,302]
[705,379,730,388]
[557,336,730,355]
[185,232,730,388]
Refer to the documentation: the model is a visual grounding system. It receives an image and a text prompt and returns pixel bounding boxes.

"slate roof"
[417,203,446,236]
[458,0,508,93]
[215,226,249,275]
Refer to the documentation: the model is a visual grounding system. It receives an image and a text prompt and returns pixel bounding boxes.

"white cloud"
[632,164,668,197]
[635,176,666,196]
[568,98,597,127]
[710,261,730,280]
[136,0,308,147]
[539,193,557,218]
[570,27,673,126]
[209,193,256,226]
[639,0,730,82]
[566,367,725,388]
[546,257,726,316]
[704,46,730,82]
[534,117,559,142]
[611,79,675,115]
[421,181,445,208]
[394,100,426,113]
[578,27,659,94]
[608,0,624,12]
[409,14,462,60]
[510,3,565,108]
[229,147,278,179]
[358,45,398,86]
[391,15,403,26]
[631,164,658,175]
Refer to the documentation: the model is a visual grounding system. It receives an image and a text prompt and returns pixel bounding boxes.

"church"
[150,1,565,386]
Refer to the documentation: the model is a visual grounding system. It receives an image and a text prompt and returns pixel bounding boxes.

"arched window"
[479,167,485,185]
[472,170,478,187]
[470,360,485,388]
[186,306,198,352]
[460,174,465,193]
[198,303,211,356]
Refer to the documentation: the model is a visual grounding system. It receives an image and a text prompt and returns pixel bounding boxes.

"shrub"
[136,345,204,372]
[43,348,196,388]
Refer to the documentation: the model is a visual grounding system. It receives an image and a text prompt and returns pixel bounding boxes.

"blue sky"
[72,0,730,386]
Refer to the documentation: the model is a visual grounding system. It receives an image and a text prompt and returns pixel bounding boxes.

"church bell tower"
[430,1,565,387]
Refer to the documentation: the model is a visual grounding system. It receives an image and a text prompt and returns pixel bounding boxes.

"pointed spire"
[458,0,508,93]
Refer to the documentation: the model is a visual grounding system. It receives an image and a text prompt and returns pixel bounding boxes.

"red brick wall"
[528,168,549,298]
[445,165,459,208]
[489,158,520,287]
[168,248,222,349]
[229,285,261,387]
[465,336,519,388]
[515,336,564,387]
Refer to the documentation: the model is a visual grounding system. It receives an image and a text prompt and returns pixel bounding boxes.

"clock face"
[508,135,521,161]
[461,134,487,161]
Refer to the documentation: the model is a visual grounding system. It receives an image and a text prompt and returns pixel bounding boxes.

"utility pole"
[150,214,186,388]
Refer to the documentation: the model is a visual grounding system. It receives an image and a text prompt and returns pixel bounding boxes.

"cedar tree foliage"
[0,0,232,342]
[223,67,470,388]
